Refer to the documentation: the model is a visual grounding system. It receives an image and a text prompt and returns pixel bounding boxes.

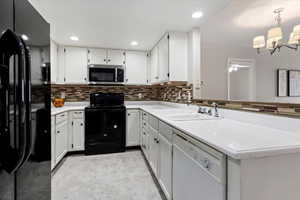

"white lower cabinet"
[148,125,159,176]
[55,118,68,164]
[158,122,173,200]
[51,116,55,170]
[126,109,140,147]
[52,110,85,170]
[140,112,226,200]
[69,111,85,151]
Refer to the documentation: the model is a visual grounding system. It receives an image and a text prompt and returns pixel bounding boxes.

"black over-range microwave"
[88,65,124,84]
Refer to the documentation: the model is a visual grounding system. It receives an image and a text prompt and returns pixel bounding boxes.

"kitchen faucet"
[212,102,219,117]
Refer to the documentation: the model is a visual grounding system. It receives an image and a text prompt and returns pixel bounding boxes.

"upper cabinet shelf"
[88,48,125,66]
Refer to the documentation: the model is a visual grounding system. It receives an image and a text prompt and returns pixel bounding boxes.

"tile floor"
[51,150,163,200]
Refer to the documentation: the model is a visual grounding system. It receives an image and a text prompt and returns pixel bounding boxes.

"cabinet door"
[55,121,68,163]
[148,127,159,175]
[65,47,88,83]
[150,46,159,84]
[158,35,169,82]
[107,49,125,65]
[71,118,85,151]
[126,110,140,146]
[88,48,107,65]
[50,40,58,83]
[57,46,66,83]
[158,134,172,200]
[125,51,148,84]
[51,116,55,170]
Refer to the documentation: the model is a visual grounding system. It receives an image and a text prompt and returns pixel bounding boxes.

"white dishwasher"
[173,132,227,200]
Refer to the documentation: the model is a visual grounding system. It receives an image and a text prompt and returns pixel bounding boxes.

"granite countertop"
[51,101,300,160]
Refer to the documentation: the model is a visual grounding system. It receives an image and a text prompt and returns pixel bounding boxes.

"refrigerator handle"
[0,29,28,173]
[17,38,32,168]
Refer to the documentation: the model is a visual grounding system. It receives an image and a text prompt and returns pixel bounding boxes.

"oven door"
[88,66,116,83]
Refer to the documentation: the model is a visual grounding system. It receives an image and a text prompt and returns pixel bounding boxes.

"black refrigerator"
[0,0,51,200]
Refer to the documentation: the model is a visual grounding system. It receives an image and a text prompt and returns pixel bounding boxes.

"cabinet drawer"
[159,121,173,142]
[56,112,68,124]
[148,114,158,130]
[71,110,84,118]
[173,133,226,183]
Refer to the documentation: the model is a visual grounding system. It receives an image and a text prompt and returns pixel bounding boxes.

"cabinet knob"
[57,131,60,134]
[128,113,131,116]
[80,123,83,126]
[107,59,111,62]
[203,158,210,170]
[104,59,106,62]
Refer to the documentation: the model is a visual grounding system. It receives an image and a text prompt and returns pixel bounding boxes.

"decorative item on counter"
[52,92,66,107]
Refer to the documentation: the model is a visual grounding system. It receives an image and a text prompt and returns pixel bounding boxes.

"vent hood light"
[70,36,79,41]
[192,11,203,19]
[130,41,138,46]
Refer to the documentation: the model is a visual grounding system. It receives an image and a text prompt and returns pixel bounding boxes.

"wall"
[200,41,300,104]
[255,48,300,103]
[200,42,255,100]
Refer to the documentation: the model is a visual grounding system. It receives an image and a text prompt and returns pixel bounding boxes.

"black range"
[85,93,126,155]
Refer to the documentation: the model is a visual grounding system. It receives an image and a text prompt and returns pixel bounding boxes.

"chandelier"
[253,8,300,55]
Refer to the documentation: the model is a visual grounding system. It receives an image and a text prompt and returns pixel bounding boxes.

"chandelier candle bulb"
[267,27,283,41]
[253,36,265,48]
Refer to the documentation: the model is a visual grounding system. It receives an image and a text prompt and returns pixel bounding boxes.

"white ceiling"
[200,0,300,47]
[29,0,230,50]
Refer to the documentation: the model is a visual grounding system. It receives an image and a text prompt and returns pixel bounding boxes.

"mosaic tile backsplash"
[51,84,300,118]
[51,84,193,102]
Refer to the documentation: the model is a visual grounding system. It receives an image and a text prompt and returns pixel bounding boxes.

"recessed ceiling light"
[192,11,203,19]
[130,41,138,46]
[21,34,29,41]
[70,36,79,41]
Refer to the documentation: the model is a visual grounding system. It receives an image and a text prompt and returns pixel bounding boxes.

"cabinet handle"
[203,158,210,170]
[104,59,106,62]
[144,123,146,126]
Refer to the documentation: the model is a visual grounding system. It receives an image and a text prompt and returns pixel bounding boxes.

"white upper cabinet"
[57,46,66,84]
[50,40,58,83]
[107,49,125,65]
[125,51,148,85]
[158,34,169,82]
[88,48,125,65]
[150,32,188,84]
[64,47,88,84]
[88,48,107,65]
[150,46,159,84]
[168,32,188,82]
